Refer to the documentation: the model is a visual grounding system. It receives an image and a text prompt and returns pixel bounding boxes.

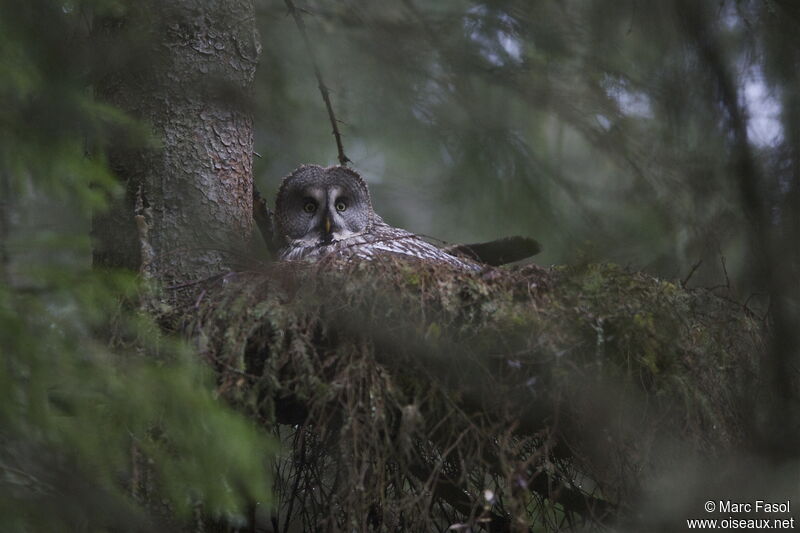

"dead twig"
[681,259,703,288]
[284,0,350,166]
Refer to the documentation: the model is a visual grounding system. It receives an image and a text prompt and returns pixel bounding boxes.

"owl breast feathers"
[273,165,481,271]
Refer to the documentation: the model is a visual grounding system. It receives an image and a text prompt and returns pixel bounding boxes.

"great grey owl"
[273,165,482,270]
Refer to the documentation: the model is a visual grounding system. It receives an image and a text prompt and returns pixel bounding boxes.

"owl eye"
[335,201,347,212]
[303,201,317,213]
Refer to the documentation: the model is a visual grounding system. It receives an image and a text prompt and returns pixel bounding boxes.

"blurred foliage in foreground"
[1,0,799,530]
[0,1,273,530]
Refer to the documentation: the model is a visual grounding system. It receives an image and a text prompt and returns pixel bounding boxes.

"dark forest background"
[254,0,796,290]
[1,0,798,531]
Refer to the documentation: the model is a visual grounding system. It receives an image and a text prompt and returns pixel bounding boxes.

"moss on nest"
[163,257,764,531]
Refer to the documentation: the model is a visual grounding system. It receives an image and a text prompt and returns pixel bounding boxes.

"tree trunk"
[92,0,260,284]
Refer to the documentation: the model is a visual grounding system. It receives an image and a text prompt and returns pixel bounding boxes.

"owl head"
[275,164,375,245]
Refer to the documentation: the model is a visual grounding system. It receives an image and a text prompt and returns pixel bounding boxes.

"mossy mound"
[166,257,764,531]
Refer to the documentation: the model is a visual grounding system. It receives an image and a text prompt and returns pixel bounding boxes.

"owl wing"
[278,216,484,271]
[338,220,482,271]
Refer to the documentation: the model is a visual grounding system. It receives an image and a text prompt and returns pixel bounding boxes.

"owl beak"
[324,215,332,235]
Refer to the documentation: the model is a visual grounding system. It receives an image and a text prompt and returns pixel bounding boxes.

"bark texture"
[92,0,260,283]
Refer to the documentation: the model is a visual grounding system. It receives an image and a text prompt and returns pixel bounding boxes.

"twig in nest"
[253,186,279,256]
[284,0,350,166]
[681,259,703,288]
[709,255,731,292]
[165,272,226,290]
[134,184,155,279]
[720,255,730,289]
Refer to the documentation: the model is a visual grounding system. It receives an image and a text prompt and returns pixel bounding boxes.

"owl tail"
[444,236,541,266]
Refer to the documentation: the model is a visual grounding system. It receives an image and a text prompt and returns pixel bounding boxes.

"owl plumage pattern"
[274,165,480,271]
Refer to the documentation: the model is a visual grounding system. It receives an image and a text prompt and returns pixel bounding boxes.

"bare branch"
[284,0,350,166]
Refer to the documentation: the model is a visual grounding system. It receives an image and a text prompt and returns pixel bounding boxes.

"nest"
[165,256,763,531]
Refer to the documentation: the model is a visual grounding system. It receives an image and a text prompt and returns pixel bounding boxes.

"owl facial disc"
[275,165,373,246]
